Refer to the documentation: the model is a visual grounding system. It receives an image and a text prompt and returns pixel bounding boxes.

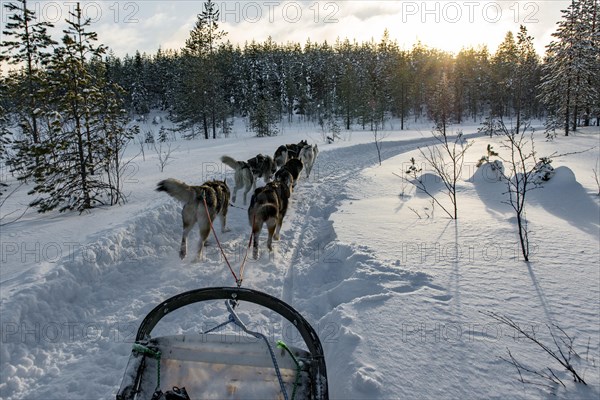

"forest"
[1,0,599,213]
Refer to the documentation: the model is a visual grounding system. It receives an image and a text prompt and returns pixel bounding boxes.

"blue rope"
[200,314,235,334]
[225,300,289,400]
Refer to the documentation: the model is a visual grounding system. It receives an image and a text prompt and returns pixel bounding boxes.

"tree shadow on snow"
[528,166,600,237]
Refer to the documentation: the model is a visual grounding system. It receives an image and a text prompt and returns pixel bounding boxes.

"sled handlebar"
[136,286,327,375]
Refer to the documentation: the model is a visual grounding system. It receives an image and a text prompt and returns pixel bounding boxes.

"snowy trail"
[274,139,462,397]
[279,137,453,310]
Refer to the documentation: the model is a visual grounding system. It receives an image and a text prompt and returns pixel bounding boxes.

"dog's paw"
[273,234,280,241]
[179,249,187,259]
[222,227,232,233]
[252,247,259,260]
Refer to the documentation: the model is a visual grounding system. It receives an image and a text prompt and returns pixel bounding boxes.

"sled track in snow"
[261,135,490,396]
[273,137,479,397]
[279,138,462,320]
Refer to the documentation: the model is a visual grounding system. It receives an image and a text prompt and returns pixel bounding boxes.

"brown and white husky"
[247,181,291,259]
[157,178,230,261]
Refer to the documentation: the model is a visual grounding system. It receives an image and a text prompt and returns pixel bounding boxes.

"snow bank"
[1,203,181,399]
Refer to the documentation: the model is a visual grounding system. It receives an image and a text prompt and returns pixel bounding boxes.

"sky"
[1,0,572,58]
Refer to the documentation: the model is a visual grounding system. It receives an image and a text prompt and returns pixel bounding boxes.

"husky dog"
[273,140,308,168]
[287,140,308,159]
[204,179,231,230]
[273,145,288,169]
[220,155,255,205]
[247,154,277,183]
[248,181,291,259]
[274,168,295,193]
[299,144,319,178]
[275,158,303,189]
[157,178,230,261]
[268,182,291,241]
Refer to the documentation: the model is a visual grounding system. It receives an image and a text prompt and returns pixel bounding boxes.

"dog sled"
[117,287,328,400]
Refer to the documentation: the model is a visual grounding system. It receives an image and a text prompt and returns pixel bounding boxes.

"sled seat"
[117,287,328,400]
[118,334,313,399]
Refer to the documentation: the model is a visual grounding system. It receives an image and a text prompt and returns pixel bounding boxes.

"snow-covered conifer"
[539,0,599,135]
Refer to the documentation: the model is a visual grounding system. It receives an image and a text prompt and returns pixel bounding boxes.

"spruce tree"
[514,26,541,128]
[29,3,130,212]
[250,97,279,137]
[0,104,11,174]
[1,0,56,145]
[491,31,518,120]
[130,51,150,116]
[539,0,599,135]
[335,38,360,129]
[242,39,281,136]
[2,0,57,182]
[174,0,227,139]
[90,56,137,206]
[427,71,455,135]
[454,47,491,123]
[281,42,303,123]
[391,50,413,129]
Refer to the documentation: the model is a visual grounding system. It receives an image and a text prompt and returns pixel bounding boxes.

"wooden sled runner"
[117,287,328,400]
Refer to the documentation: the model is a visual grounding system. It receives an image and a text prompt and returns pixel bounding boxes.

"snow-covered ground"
[1,116,599,399]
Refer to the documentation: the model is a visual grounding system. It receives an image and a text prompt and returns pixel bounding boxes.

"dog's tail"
[156,178,195,204]
[220,155,242,171]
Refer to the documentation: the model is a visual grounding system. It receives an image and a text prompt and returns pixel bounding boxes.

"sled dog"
[275,158,303,189]
[248,181,291,259]
[247,153,277,183]
[274,168,295,193]
[273,145,288,169]
[299,144,319,178]
[220,155,255,205]
[156,178,230,261]
[204,179,231,228]
[273,140,308,168]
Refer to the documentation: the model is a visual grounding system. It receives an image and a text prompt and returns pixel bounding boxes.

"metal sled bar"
[135,287,328,398]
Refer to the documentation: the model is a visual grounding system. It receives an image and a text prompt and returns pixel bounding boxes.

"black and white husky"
[275,158,303,190]
[273,140,308,168]
[156,178,230,261]
[247,153,277,183]
[221,154,278,204]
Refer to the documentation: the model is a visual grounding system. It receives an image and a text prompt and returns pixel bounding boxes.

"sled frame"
[117,286,328,400]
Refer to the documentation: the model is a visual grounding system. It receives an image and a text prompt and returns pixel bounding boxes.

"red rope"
[237,214,256,286]
[203,196,254,288]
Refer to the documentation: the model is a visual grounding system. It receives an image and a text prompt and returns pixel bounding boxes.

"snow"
[1,116,599,399]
